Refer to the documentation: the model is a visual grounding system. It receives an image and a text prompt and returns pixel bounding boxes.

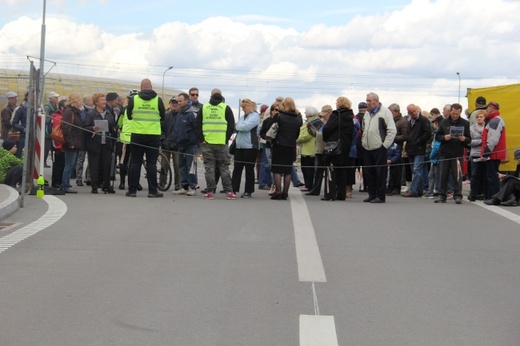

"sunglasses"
[190,93,198,96]
[274,108,279,111]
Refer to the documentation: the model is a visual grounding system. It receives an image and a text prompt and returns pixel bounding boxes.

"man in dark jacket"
[387,103,408,195]
[434,103,471,204]
[161,96,180,191]
[172,92,199,196]
[402,104,431,197]
[195,88,235,199]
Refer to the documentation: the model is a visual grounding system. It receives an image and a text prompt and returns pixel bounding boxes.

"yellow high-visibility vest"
[202,102,227,144]
[131,96,161,135]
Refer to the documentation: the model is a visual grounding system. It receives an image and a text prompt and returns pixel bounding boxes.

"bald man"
[125,78,166,197]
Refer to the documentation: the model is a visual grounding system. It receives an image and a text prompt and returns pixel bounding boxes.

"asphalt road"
[1,173,520,345]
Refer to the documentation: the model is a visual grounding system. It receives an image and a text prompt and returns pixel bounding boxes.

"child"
[386,142,401,195]
[427,118,441,198]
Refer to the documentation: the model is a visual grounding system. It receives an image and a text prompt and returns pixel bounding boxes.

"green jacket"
[0,148,23,183]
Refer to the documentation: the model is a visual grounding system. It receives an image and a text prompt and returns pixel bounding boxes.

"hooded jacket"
[195,93,235,144]
[126,89,166,124]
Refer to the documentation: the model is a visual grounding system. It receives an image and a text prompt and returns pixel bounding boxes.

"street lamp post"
[457,72,461,104]
[162,66,173,100]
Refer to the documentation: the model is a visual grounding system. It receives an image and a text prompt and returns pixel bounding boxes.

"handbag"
[266,122,279,141]
[228,138,236,155]
[323,141,341,157]
[323,110,342,157]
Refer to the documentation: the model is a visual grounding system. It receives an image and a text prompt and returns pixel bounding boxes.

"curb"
[0,185,20,221]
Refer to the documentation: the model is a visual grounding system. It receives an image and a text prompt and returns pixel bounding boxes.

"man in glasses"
[189,87,203,112]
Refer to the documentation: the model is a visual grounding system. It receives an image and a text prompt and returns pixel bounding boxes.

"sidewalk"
[0,184,20,221]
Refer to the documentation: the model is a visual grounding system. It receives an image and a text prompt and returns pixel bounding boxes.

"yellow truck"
[467,83,520,171]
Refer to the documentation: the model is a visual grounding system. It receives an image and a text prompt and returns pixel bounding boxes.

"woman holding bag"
[61,93,84,193]
[321,96,354,201]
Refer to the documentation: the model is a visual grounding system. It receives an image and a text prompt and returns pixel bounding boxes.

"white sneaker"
[186,188,197,196]
[172,189,188,195]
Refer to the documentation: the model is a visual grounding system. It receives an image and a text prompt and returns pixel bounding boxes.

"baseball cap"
[487,101,500,110]
[6,91,18,98]
[49,91,60,98]
[106,92,119,101]
[169,96,178,103]
[476,96,486,105]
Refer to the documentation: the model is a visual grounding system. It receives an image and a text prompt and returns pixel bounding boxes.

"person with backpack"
[44,92,60,167]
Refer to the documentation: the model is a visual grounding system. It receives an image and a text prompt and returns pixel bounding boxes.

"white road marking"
[300,315,339,346]
[474,201,520,224]
[289,189,326,282]
[0,196,67,255]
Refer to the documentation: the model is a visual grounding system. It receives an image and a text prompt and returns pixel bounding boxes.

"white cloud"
[1,0,519,112]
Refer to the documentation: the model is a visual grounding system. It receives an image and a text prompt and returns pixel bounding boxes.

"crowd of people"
[1,86,519,206]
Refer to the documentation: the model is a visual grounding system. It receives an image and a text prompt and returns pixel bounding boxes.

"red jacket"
[481,111,507,160]
[51,110,64,152]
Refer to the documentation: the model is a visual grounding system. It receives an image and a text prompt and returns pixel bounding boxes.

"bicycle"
[143,150,172,192]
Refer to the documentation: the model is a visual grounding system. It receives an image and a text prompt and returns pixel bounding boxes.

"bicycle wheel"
[157,152,172,191]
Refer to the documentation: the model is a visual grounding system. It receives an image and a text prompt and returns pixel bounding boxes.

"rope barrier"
[45,113,519,171]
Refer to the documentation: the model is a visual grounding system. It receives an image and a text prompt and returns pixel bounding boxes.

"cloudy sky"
[1,0,519,113]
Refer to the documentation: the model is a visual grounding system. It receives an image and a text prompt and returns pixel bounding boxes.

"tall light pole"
[38,0,47,106]
[162,66,173,100]
[456,72,461,104]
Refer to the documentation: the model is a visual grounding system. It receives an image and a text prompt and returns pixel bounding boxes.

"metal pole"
[38,0,46,107]
[162,66,173,100]
[457,72,461,104]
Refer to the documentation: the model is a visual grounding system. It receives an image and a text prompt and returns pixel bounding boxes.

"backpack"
[51,118,65,144]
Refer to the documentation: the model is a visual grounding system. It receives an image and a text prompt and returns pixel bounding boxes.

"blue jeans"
[408,154,424,195]
[178,146,198,189]
[291,166,302,186]
[62,151,78,189]
[258,147,272,187]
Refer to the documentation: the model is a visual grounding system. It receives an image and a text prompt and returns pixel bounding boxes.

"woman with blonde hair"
[231,98,260,198]
[61,93,85,193]
[321,96,354,201]
[84,92,118,194]
[266,97,302,200]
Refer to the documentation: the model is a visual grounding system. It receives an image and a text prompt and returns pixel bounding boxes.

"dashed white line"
[300,315,339,346]
[0,196,67,255]
[289,189,326,283]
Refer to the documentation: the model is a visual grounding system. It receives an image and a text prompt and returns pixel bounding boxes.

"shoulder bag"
[323,112,342,157]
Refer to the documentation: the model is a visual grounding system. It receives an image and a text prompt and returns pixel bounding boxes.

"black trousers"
[301,155,315,189]
[51,151,65,187]
[388,159,403,192]
[495,176,520,202]
[88,145,113,189]
[439,156,462,198]
[309,154,325,195]
[363,146,388,201]
[4,165,23,187]
[232,149,257,193]
[129,135,160,194]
